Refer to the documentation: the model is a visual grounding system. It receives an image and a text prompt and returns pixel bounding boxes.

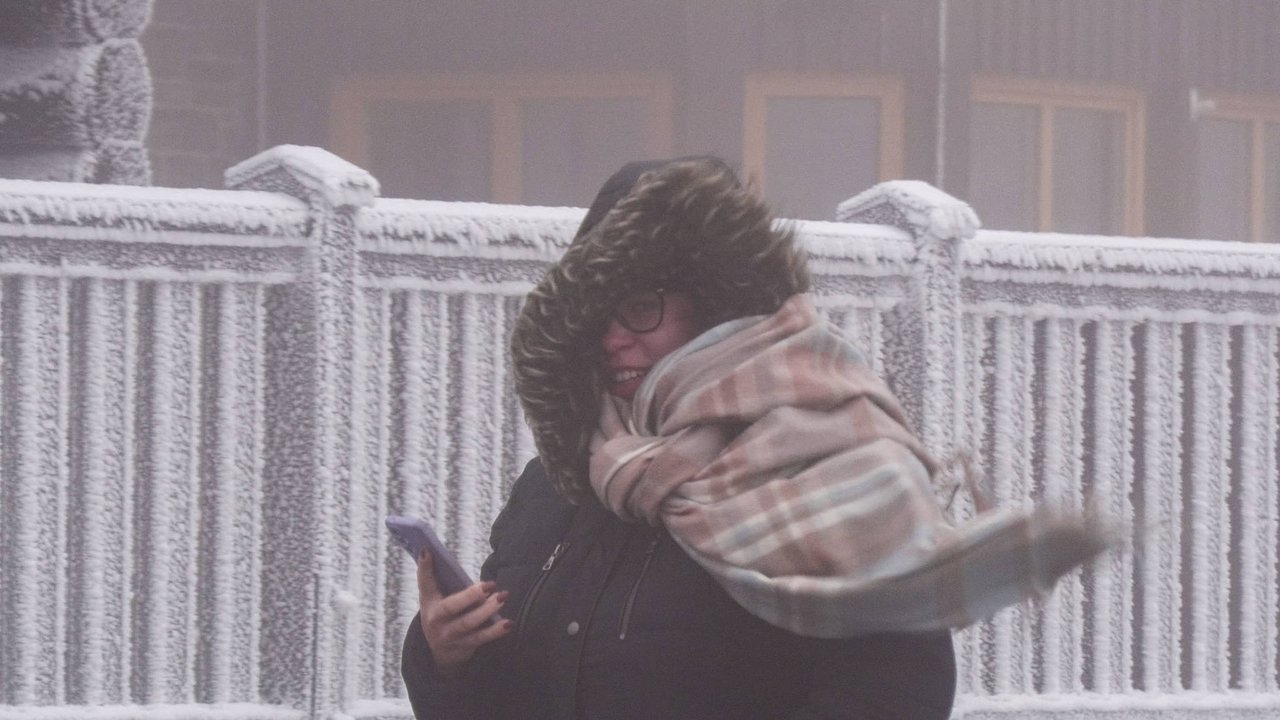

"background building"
[140,0,1280,241]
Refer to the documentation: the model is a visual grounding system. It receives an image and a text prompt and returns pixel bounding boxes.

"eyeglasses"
[611,288,667,334]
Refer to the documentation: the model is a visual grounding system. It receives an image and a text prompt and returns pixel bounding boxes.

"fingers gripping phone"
[386,515,474,596]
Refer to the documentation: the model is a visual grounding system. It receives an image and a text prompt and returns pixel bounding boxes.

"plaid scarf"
[589,293,1113,638]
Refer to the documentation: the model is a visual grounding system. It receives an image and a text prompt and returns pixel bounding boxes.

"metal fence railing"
[1,146,1278,719]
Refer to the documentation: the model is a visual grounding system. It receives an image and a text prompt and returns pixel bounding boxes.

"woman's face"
[600,289,700,400]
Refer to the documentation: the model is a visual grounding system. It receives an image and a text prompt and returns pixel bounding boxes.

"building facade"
[141,0,1280,241]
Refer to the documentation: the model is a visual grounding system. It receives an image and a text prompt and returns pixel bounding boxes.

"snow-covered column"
[0,0,152,43]
[835,181,984,692]
[0,0,153,183]
[836,180,979,461]
[226,145,378,717]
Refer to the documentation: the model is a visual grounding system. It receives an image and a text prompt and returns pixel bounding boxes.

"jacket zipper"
[516,541,568,641]
[618,538,659,640]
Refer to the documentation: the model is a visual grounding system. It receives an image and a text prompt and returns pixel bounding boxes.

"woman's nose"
[601,319,635,353]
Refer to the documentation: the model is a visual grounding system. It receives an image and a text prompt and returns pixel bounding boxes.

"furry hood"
[511,157,811,500]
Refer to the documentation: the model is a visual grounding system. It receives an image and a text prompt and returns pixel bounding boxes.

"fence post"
[836,180,978,468]
[225,145,378,718]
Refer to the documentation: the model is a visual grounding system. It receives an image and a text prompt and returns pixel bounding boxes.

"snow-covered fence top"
[1,146,1278,720]
[0,178,308,284]
[966,229,1280,316]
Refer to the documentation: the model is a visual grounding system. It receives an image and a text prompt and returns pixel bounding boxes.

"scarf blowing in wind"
[590,293,1113,638]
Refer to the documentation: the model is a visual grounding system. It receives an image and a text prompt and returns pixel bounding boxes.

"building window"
[969,77,1146,235]
[330,74,673,205]
[743,73,904,221]
[1192,92,1280,242]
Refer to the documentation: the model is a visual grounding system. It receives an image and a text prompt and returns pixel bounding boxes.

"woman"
[401,157,959,718]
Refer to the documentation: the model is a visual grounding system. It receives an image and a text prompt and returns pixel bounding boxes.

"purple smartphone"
[385,515,474,596]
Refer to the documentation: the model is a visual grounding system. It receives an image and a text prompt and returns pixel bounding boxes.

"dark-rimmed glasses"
[611,289,667,333]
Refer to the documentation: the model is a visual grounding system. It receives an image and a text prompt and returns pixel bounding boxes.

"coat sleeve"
[399,458,552,720]
[401,611,496,719]
[787,630,957,720]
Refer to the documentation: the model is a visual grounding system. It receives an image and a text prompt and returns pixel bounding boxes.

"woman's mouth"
[608,368,648,399]
[611,368,646,384]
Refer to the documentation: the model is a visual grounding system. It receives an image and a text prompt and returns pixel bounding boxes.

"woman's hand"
[418,550,513,675]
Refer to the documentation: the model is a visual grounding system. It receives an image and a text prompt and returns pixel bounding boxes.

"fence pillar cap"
[225,144,379,209]
[836,180,980,243]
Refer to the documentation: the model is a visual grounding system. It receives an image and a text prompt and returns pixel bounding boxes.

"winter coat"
[400,457,957,720]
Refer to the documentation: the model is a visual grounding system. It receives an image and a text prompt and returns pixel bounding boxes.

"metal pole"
[936,0,949,188]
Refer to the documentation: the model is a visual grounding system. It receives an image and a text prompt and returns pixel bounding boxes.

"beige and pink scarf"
[589,293,1112,638]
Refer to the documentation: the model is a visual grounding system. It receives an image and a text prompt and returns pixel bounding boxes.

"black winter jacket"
[401,459,957,719]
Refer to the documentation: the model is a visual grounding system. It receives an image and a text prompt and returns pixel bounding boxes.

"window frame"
[742,73,905,197]
[1197,91,1280,243]
[329,73,674,203]
[971,76,1147,235]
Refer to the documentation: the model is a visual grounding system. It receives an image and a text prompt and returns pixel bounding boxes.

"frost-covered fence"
[1,146,1279,720]
[937,232,1280,720]
[0,146,573,720]
[0,158,310,720]
[836,185,1280,718]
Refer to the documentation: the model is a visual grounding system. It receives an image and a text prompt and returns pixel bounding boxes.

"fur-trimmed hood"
[511,157,811,500]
